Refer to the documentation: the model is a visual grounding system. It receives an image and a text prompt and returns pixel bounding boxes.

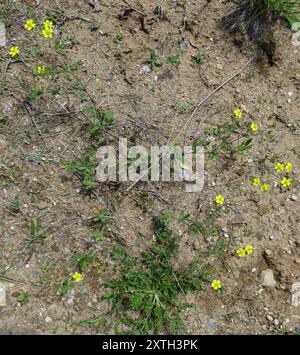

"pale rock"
[0,136,8,154]
[291,282,300,307]
[264,249,272,256]
[0,22,6,47]
[0,283,7,306]
[260,269,276,288]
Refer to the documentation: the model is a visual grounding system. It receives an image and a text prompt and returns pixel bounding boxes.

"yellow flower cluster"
[274,162,293,189]
[250,122,258,132]
[211,279,222,290]
[215,194,225,205]
[252,177,269,191]
[24,18,37,31]
[237,244,253,257]
[37,65,46,75]
[9,46,20,58]
[41,20,54,39]
[72,272,82,282]
[233,108,243,119]
[275,162,292,173]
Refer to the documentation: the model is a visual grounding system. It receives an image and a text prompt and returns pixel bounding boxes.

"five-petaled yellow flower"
[9,46,20,57]
[260,183,269,192]
[41,27,54,38]
[72,272,82,282]
[234,108,243,119]
[24,19,36,30]
[237,248,246,257]
[253,177,261,187]
[285,162,293,173]
[43,20,54,28]
[275,162,284,173]
[211,279,222,290]
[37,66,46,75]
[281,177,292,188]
[250,122,258,132]
[245,244,253,255]
[215,194,225,205]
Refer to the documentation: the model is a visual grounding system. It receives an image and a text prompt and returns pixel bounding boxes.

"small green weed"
[104,213,206,334]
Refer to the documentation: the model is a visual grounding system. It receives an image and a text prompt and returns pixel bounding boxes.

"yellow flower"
[72,272,82,282]
[211,279,222,290]
[215,194,225,205]
[43,20,54,28]
[260,183,269,192]
[41,27,54,38]
[237,248,246,257]
[253,177,261,187]
[250,122,258,132]
[9,46,20,57]
[281,177,292,188]
[275,162,284,173]
[24,19,36,30]
[285,162,293,173]
[37,66,46,75]
[245,244,253,255]
[233,108,243,119]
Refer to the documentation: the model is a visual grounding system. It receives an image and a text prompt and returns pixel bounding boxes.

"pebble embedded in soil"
[291,194,298,201]
[193,239,201,250]
[291,282,300,307]
[260,269,276,288]
[0,136,8,153]
[0,22,6,47]
[264,249,272,256]
[139,65,151,75]
[0,282,7,307]
[266,315,273,322]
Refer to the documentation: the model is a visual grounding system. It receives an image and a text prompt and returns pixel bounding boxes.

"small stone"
[262,324,267,330]
[24,0,40,6]
[288,92,293,97]
[260,269,276,288]
[45,316,52,323]
[0,22,6,47]
[139,65,151,75]
[291,194,298,201]
[37,201,49,210]
[193,239,201,250]
[266,315,273,322]
[89,0,102,12]
[221,226,228,233]
[179,39,189,52]
[274,319,279,326]
[0,136,8,154]
[216,63,223,70]
[264,249,272,256]
[295,258,300,264]
[291,282,300,307]
[3,103,12,112]
[0,282,7,307]
[269,235,274,240]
